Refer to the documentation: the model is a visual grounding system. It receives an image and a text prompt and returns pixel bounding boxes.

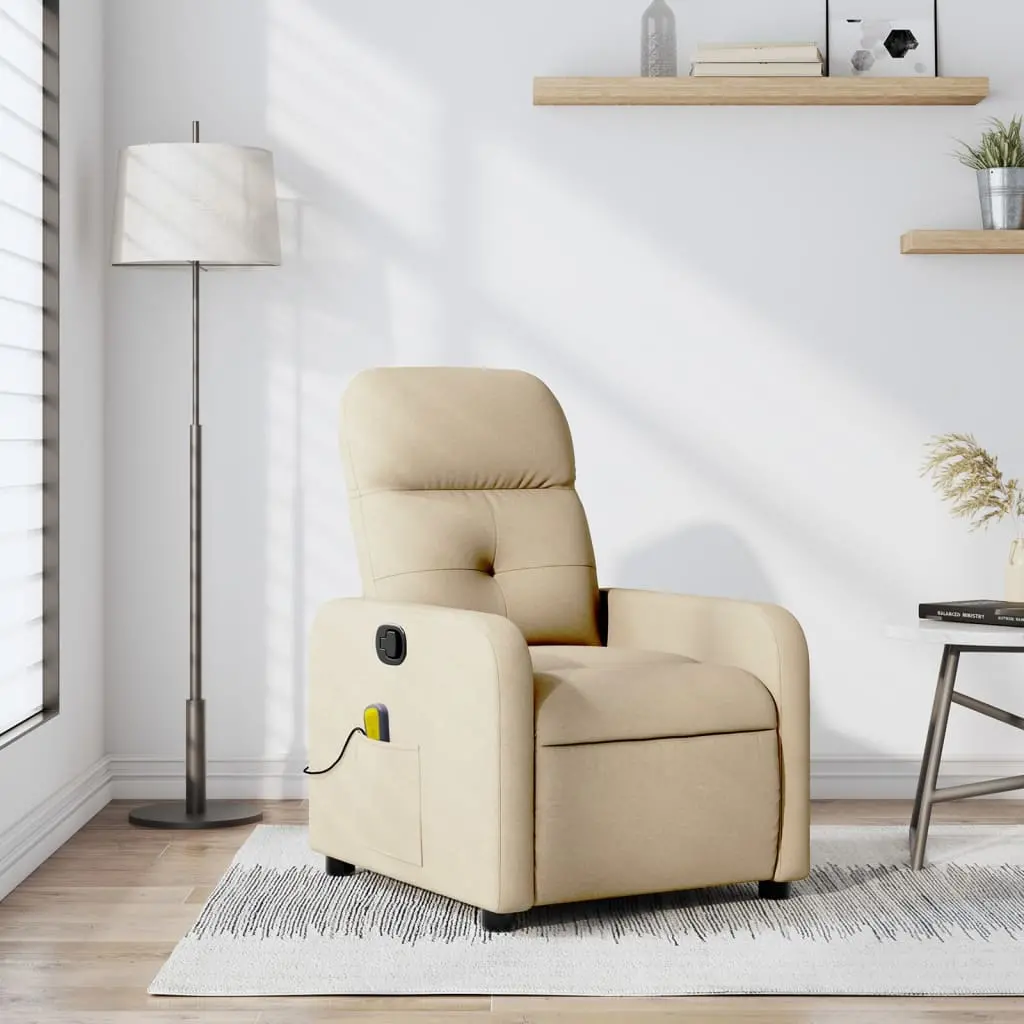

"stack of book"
[690,42,824,78]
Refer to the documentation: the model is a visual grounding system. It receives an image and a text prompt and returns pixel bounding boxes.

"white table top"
[887,621,1024,647]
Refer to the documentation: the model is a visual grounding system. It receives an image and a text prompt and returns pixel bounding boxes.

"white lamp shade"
[111,143,282,266]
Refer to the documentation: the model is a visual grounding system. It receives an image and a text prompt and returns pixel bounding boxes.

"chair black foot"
[758,880,792,900]
[325,856,355,877]
[480,909,518,933]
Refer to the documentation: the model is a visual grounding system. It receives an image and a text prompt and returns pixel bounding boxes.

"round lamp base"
[128,801,263,830]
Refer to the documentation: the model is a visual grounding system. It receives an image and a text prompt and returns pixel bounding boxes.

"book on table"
[919,600,1024,627]
[690,62,823,78]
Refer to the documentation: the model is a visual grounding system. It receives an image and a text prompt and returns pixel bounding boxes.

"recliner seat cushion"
[531,645,777,747]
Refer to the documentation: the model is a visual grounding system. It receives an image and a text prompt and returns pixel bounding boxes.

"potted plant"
[956,116,1024,230]
[923,434,1024,600]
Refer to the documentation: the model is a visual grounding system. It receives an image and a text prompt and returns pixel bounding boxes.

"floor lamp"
[111,122,282,828]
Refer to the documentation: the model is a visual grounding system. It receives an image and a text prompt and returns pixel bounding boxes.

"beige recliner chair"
[309,367,809,931]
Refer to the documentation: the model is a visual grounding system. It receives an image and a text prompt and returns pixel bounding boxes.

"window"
[1,0,58,741]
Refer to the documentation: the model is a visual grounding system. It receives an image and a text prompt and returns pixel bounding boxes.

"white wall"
[104,0,1024,799]
[0,0,107,895]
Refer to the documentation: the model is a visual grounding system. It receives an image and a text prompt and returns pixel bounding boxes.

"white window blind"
[1,0,49,735]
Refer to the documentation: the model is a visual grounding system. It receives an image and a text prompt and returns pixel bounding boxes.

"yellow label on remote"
[363,704,390,742]
[364,705,381,740]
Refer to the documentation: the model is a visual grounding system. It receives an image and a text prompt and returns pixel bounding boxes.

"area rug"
[151,824,1024,996]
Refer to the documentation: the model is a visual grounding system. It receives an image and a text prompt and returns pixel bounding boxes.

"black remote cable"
[303,726,366,776]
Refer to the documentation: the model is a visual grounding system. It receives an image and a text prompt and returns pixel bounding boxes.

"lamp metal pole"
[128,120,262,830]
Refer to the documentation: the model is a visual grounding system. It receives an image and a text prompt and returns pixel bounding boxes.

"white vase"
[1006,538,1024,602]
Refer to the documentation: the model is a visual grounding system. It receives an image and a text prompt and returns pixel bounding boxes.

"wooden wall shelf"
[901,230,1024,254]
[533,76,989,107]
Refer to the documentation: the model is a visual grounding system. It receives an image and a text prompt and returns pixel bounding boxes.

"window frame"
[0,0,60,749]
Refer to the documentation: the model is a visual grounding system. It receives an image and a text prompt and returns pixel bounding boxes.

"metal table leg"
[909,645,959,870]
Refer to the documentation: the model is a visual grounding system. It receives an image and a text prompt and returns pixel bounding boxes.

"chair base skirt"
[534,731,781,906]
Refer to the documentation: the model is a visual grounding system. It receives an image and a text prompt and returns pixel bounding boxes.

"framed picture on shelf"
[826,0,938,77]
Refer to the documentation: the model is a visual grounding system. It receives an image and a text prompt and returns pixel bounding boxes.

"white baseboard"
[109,756,309,800]
[0,756,113,899]
[107,755,1024,802]
[811,757,1024,800]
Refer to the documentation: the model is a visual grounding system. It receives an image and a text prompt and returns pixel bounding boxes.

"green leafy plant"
[922,433,1024,532]
[955,116,1024,170]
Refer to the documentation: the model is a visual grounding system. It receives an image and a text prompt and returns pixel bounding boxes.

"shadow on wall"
[619,522,778,604]
[618,524,886,766]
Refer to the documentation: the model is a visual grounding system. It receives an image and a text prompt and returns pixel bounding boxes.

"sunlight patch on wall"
[260,189,361,758]
[262,351,302,755]
[267,0,441,245]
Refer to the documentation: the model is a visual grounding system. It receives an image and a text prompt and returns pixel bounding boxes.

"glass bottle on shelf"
[641,0,678,77]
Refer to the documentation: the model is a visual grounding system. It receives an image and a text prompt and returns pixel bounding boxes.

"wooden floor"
[1,800,1023,1023]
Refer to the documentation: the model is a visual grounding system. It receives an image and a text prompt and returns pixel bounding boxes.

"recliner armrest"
[604,588,810,882]
[308,598,536,913]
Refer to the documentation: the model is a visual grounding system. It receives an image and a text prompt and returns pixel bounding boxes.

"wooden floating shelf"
[533,76,989,107]
[901,230,1024,254]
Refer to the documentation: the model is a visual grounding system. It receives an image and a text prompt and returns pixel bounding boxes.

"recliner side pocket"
[338,732,423,867]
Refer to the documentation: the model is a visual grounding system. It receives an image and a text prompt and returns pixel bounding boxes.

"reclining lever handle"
[375,624,407,666]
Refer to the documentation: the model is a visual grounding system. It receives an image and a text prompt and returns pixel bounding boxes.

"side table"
[887,621,1024,869]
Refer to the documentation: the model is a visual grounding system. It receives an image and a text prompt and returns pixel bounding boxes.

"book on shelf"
[919,600,1024,627]
[690,62,823,78]
[694,42,823,64]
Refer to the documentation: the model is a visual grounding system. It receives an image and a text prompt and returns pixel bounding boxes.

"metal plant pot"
[977,168,1024,230]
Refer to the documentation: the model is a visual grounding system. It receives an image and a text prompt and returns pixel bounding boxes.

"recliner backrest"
[341,367,601,646]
